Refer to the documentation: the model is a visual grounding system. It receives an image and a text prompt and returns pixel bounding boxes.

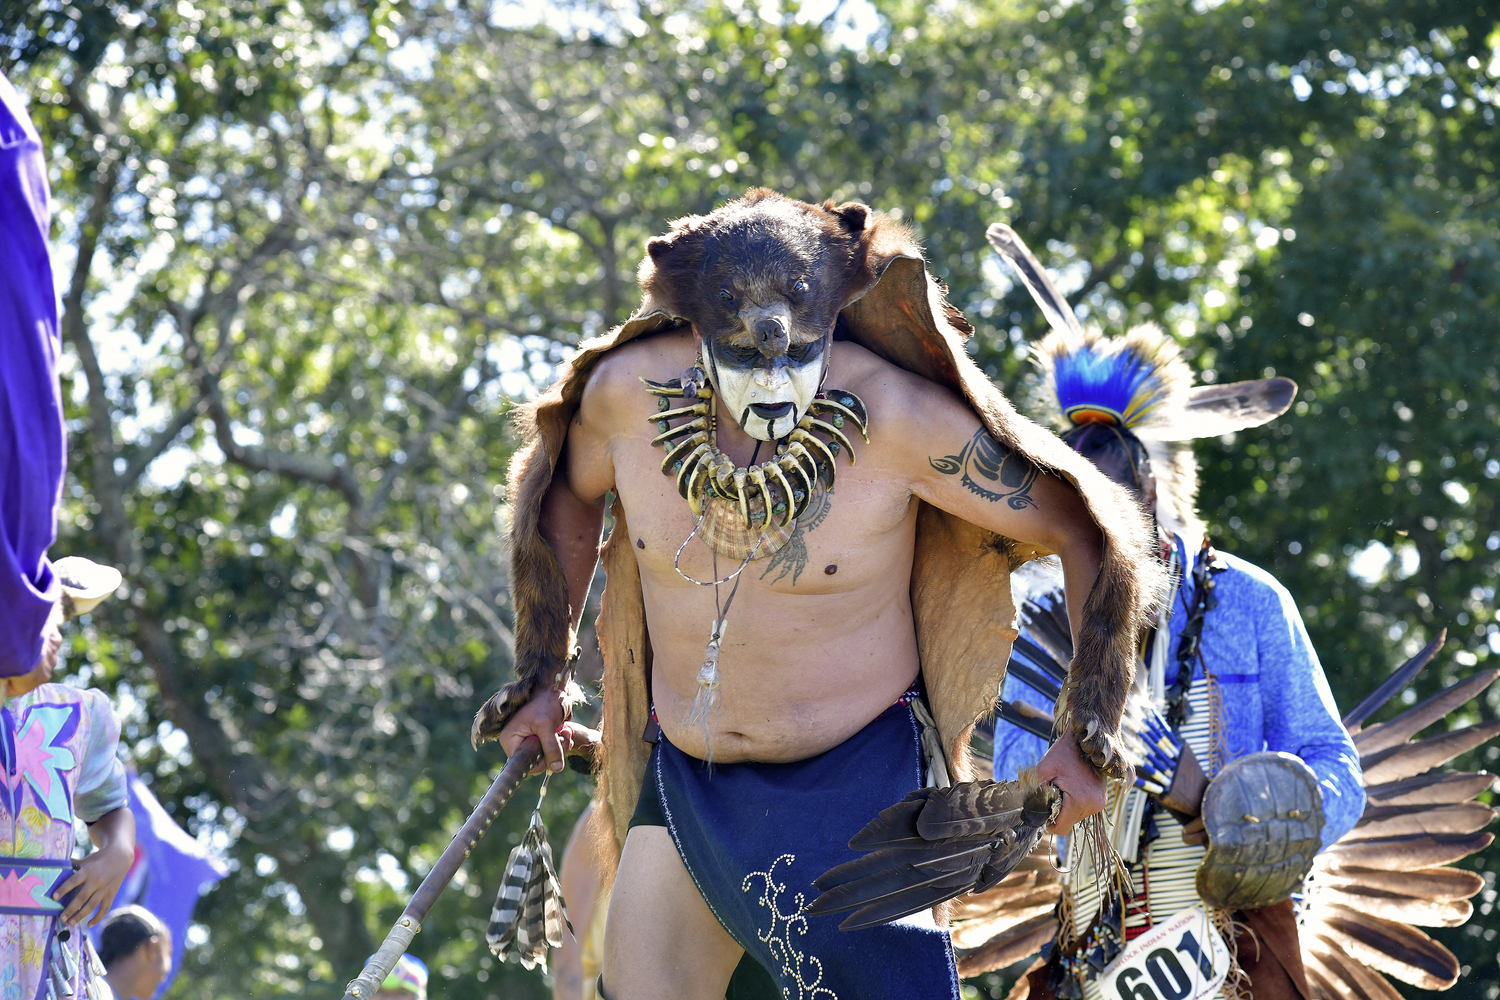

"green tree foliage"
[3,0,1496,995]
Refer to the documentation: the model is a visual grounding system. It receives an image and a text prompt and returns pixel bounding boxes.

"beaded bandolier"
[1046,539,1234,1000]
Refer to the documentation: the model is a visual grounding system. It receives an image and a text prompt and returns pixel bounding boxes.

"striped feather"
[1313,864,1485,901]
[1364,770,1495,807]
[1346,801,1497,840]
[954,913,1059,977]
[488,809,570,969]
[1314,904,1460,989]
[1359,720,1500,784]
[916,782,1038,840]
[1325,831,1493,871]
[1353,669,1500,756]
[537,837,572,944]
[486,841,534,954]
[514,854,549,969]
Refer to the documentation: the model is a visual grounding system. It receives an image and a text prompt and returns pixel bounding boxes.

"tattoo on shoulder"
[930,429,1039,509]
[760,489,832,587]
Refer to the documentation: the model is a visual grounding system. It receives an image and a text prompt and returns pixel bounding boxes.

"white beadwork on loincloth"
[742,854,840,1000]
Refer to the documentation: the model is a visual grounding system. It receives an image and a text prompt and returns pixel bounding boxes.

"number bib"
[1099,906,1228,1000]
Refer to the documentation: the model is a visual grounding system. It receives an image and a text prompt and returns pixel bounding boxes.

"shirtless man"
[481,191,1157,998]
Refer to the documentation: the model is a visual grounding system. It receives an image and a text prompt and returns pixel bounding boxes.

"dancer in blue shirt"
[982,225,1362,1000]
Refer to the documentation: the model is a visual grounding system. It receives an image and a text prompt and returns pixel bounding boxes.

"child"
[1,563,135,998]
[99,906,173,1000]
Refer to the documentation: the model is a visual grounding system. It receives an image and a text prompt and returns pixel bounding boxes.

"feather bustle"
[1315,904,1460,989]
[1358,720,1500,785]
[1325,831,1494,871]
[1364,770,1495,807]
[954,913,1059,977]
[1353,669,1500,756]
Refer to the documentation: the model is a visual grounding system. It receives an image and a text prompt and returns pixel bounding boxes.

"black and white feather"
[487,805,571,971]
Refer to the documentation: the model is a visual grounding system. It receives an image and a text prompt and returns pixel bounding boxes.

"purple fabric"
[104,772,230,997]
[0,70,64,677]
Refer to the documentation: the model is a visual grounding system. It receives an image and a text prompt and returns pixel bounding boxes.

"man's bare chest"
[610,430,916,595]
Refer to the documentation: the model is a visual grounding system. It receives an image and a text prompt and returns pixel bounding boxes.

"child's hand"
[54,842,133,927]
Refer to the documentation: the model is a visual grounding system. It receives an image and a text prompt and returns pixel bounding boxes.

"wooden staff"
[341,736,544,999]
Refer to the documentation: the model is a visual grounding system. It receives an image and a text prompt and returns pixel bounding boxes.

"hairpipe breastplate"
[641,375,869,561]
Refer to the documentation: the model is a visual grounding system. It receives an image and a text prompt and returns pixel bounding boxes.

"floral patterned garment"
[0,685,126,1000]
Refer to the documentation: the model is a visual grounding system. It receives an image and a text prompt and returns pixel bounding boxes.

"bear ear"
[647,234,677,261]
[828,200,871,234]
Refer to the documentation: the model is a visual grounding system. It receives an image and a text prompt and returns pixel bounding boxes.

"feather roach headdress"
[987,224,1298,540]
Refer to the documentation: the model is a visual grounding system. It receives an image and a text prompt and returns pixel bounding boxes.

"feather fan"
[807,776,1061,931]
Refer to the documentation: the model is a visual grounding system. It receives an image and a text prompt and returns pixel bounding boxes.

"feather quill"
[1313,864,1484,902]
[1342,630,1447,731]
[1314,885,1472,927]
[1304,937,1407,1000]
[954,913,1060,978]
[950,902,1059,950]
[1347,801,1497,841]
[985,224,1084,339]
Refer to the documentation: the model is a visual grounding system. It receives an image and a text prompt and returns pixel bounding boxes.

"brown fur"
[477,191,1165,869]
[639,188,881,353]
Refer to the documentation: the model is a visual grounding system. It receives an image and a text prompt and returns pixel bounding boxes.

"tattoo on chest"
[759,488,833,586]
[930,429,1039,509]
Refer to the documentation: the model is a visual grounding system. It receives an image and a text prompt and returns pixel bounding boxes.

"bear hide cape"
[485,198,1164,869]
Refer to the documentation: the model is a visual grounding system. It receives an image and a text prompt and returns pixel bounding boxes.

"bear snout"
[753,316,790,356]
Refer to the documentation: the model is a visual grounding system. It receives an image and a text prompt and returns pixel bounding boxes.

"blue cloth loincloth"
[650,703,962,1000]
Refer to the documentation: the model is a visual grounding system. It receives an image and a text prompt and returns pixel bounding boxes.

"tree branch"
[187,314,364,511]
[117,398,206,490]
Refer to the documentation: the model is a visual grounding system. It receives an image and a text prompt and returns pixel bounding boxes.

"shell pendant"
[699,491,797,561]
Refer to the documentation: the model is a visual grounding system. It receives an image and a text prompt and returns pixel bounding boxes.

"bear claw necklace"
[642,369,869,564]
[641,366,870,757]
